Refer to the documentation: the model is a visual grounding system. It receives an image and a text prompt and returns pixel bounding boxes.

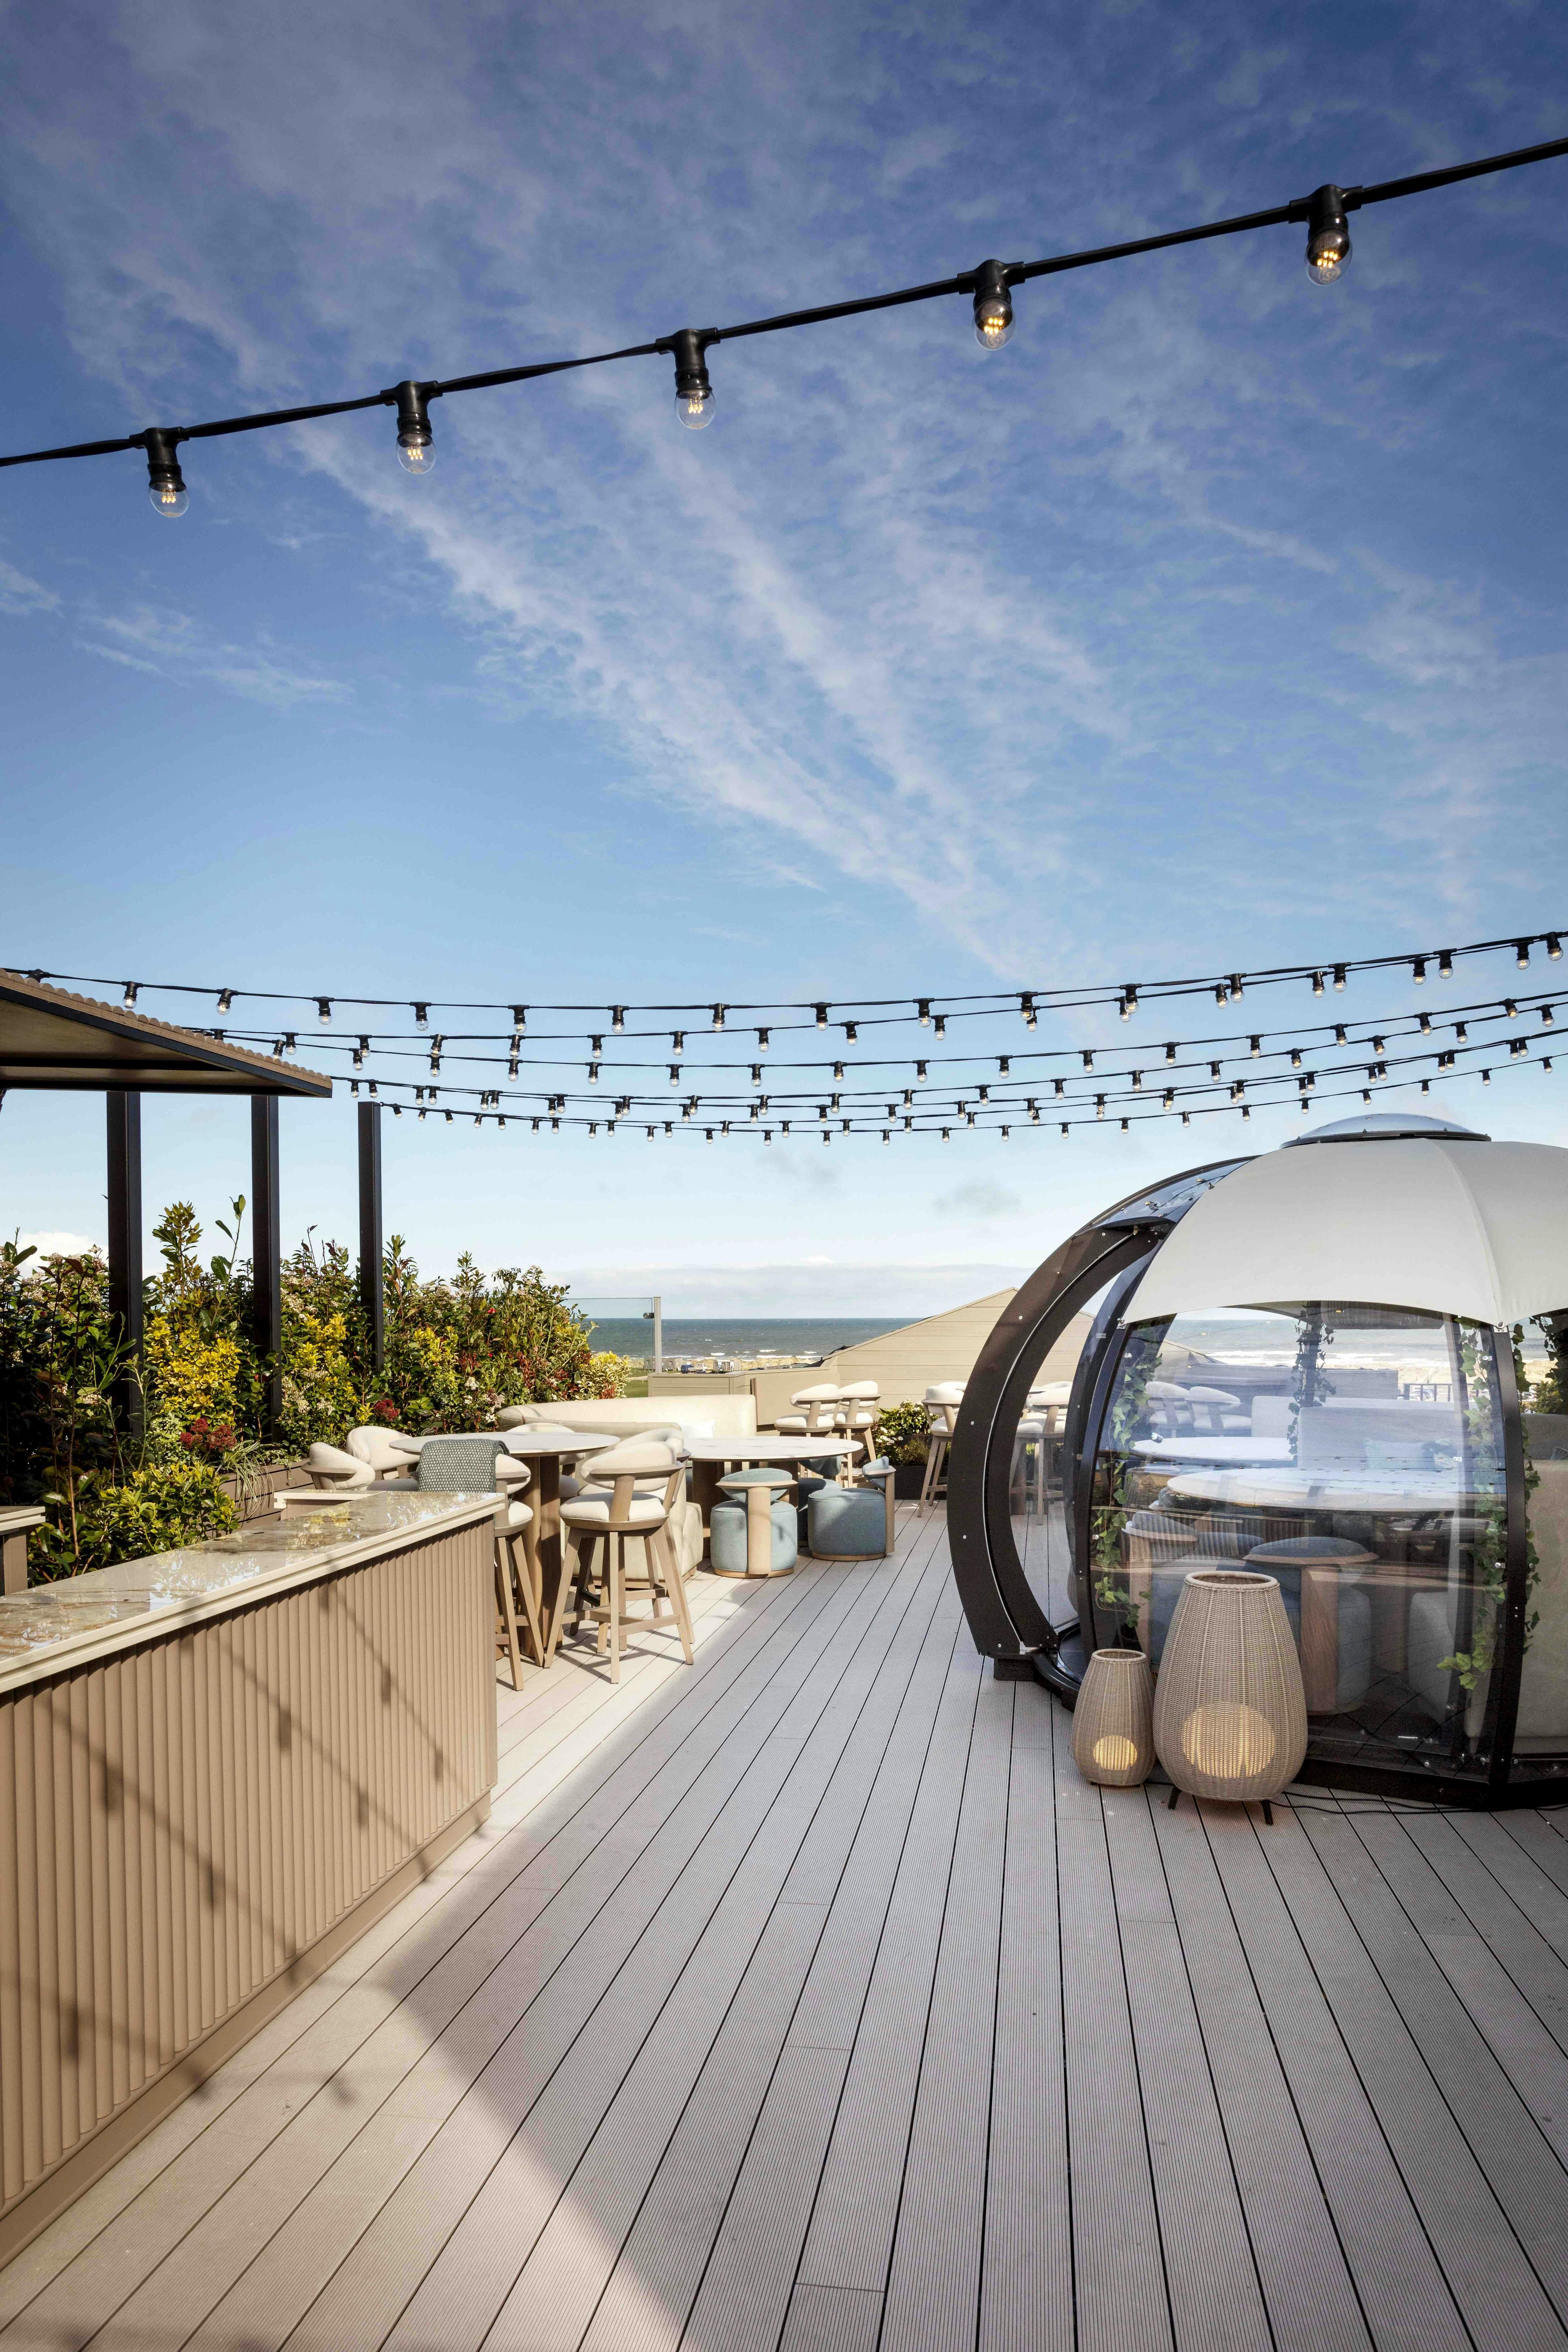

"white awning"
[1128,1138,1568,1329]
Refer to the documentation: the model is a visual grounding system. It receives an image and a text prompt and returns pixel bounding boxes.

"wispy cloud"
[79,601,350,707]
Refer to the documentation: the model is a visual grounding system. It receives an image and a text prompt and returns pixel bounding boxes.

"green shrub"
[31,1461,238,1581]
[875,1400,931,1466]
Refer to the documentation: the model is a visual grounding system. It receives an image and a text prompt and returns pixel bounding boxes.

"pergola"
[0,971,352,1442]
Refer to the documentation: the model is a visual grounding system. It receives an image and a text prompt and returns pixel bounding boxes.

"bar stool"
[495,1496,545,1685]
[918,1385,964,1515]
[834,1381,880,1465]
[554,1443,694,1682]
[774,1383,842,1437]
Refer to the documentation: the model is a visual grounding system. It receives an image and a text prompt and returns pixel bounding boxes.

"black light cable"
[16,924,1567,1033]
[2,134,1566,508]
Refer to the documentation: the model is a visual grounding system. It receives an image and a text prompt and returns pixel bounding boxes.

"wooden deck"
[4,1505,1568,2350]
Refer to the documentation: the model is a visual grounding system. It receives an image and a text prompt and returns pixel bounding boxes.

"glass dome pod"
[947,1114,1568,1804]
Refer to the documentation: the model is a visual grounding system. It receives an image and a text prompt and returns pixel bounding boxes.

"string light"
[392,381,436,474]
[1303,183,1353,284]
[11,136,1564,521]
[142,430,188,518]
[971,258,1015,349]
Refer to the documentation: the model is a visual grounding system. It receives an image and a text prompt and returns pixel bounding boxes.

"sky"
[1,0,1566,1315]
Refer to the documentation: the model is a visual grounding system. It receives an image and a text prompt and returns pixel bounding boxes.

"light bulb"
[971,260,1014,349]
[143,429,189,519]
[392,380,437,473]
[1304,185,1352,285]
[668,330,716,430]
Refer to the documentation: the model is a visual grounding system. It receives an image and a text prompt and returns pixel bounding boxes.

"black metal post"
[105,1091,143,1448]
[250,1095,282,1436]
[358,1100,385,1375]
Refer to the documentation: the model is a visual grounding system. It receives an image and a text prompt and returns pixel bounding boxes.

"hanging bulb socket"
[142,429,188,519]
[390,380,437,473]
[971,258,1014,350]
[1302,183,1353,285]
[664,328,717,430]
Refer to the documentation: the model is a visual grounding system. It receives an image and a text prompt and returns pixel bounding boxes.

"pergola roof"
[0,972,332,1096]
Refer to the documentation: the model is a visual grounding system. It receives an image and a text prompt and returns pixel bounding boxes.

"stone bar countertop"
[0,1491,499,1693]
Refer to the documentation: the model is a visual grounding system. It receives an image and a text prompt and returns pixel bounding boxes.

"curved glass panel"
[1516,1310,1568,1757]
[1085,1303,1507,1779]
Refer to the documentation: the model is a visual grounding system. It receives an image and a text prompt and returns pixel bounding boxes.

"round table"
[684,1435,862,1553]
[1160,1465,1473,1514]
[1134,1437,1295,1467]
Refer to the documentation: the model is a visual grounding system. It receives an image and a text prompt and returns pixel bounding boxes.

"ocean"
[580,1316,901,1365]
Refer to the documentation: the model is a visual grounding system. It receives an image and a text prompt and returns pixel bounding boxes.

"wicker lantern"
[1152,1569,1307,1814]
[1072,1649,1155,1787]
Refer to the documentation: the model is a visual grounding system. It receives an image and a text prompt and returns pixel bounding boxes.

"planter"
[1153,1569,1307,1805]
[893,1461,925,1499]
[1072,1649,1154,1786]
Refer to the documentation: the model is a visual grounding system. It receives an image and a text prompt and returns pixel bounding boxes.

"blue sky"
[1,0,1566,1314]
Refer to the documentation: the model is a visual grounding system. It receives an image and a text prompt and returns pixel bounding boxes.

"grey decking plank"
[1054,1732,1174,2352]
[1258,1805,1568,2352]
[1399,1812,1568,2042]
[878,1674,1013,2352]
[1198,1802,1470,2352]
[683,1630,982,2351]
[786,1648,987,2299]
[387,1538,949,2352]
[0,1565,848,2350]
[583,1577,964,2352]
[1495,1808,1568,1904]
[977,1695,1071,2352]
[1102,1788,1272,2352]
[0,1569,801,2339]
[482,1534,958,2352]
[1343,1806,1568,2173]
[1151,1797,1370,2352]
[203,1559,902,2352]
[780,2282,886,2352]
[1293,1802,1568,2321]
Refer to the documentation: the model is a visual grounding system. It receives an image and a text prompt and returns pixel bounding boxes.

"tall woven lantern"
[1152,1570,1307,1808]
[1072,1650,1155,1787]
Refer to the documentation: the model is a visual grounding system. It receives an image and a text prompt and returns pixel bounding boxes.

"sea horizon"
[581,1314,905,1362]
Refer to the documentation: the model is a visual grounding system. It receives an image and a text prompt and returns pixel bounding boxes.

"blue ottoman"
[807,1463,895,1560]
[710,1495,799,1576]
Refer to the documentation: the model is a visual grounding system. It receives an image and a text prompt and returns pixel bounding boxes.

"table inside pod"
[0,1490,500,2263]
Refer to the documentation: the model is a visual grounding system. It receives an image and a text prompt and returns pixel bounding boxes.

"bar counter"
[0,1492,499,2262]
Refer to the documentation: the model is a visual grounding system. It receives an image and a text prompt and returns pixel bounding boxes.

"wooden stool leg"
[494,1536,524,1690]
[656,1524,695,1664]
[545,1530,580,1666]
[608,1536,623,1683]
[508,1530,545,1664]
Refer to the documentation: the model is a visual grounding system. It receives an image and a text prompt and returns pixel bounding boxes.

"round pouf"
[807,1482,888,1559]
[1072,1650,1154,1787]
[1152,1569,1307,1805]
[709,1495,799,1576]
